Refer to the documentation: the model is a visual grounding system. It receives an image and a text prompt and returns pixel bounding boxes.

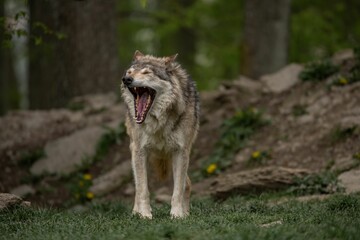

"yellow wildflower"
[86,192,95,199]
[79,180,84,187]
[83,173,92,180]
[206,163,217,174]
[252,151,261,159]
[339,77,348,85]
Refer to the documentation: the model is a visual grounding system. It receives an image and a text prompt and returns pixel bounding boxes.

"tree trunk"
[242,0,290,79]
[29,0,119,109]
[158,0,196,76]
[0,0,4,115]
[175,0,196,76]
[0,1,19,115]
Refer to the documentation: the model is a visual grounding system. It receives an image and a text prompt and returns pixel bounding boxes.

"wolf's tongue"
[136,91,149,121]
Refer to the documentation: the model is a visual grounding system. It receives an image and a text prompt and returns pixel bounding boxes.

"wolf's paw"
[133,210,153,219]
[170,207,189,219]
[133,205,152,219]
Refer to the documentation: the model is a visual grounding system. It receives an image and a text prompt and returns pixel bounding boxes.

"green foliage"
[330,125,357,143]
[117,0,243,90]
[300,60,339,82]
[198,108,269,178]
[118,1,360,90]
[247,150,271,166]
[67,123,127,203]
[1,11,66,49]
[291,104,308,117]
[287,172,344,195]
[1,194,360,239]
[95,123,126,162]
[290,1,360,63]
[67,101,85,111]
[330,47,360,87]
[18,149,45,168]
[69,173,95,204]
[353,152,360,161]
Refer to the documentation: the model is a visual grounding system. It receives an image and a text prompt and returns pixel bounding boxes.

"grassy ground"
[1,193,360,240]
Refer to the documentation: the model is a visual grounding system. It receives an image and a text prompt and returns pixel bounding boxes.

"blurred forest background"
[1,0,359,115]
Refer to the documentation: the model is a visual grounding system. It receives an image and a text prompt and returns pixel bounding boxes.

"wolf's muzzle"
[122,76,133,86]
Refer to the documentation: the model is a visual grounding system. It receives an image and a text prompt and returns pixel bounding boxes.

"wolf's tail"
[153,158,170,181]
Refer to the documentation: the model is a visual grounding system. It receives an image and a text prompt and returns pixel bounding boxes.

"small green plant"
[69,173,95,204]
[71,122,127,175]
[300,60,339,82]
[247,150,271,166]
[287,171,344,196]
[330,126,357,143]
[330,47,360,87]
[95,123,126,161]
[291,104,308,117]
[18,149,45,167]
[199,108,269,178]
[67,101,85,111]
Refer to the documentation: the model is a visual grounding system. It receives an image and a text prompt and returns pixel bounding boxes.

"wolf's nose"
[122,76,133,86]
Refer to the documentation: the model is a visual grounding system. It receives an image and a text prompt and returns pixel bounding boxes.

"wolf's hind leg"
[171,150,189,218]
[132,147,152,219]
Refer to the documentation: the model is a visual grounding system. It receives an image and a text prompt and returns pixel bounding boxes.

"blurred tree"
[29,0,119,109]
[242,0,290,79]
[158,0,196,76]
[290,0,360,62]
[0,0,19,115]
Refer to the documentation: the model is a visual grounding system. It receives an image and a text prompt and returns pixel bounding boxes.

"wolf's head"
[121,50,183,124]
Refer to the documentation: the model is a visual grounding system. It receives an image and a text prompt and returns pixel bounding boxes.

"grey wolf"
[121,51,200,219]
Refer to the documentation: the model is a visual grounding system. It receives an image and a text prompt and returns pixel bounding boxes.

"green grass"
[1,194,360,240]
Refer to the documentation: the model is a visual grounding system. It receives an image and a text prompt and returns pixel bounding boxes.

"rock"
[307,95,331,115]
[339,116,360,129]
[89,160,132,196]
[10,185,35,198]
[332,49,354,65]
[0,193,30,210]
[123,183,135,196]
[0,110,82,162]
[260,220,283,228]
[261,64,303,93]
[297,115,314,124]
[155,194,171,203]
[70,93,117,114]
[193,167,312,199]
[222,75,262,92]
[30,126,106,175]
[331,157,359,173]
[338,168,360,194]
[155,187,171,203]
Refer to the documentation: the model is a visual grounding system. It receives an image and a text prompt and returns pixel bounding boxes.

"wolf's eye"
[141,69,151,74]
[127,70,132,75]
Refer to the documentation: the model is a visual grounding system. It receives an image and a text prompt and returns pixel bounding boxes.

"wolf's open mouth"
[128,87,156,124]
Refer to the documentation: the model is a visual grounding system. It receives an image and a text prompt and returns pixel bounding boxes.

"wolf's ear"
[165,53,178,65]
[133,50,144,61]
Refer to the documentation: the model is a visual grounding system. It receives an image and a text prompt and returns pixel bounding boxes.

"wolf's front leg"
[131,147,152,219]
[171,150,190,218]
